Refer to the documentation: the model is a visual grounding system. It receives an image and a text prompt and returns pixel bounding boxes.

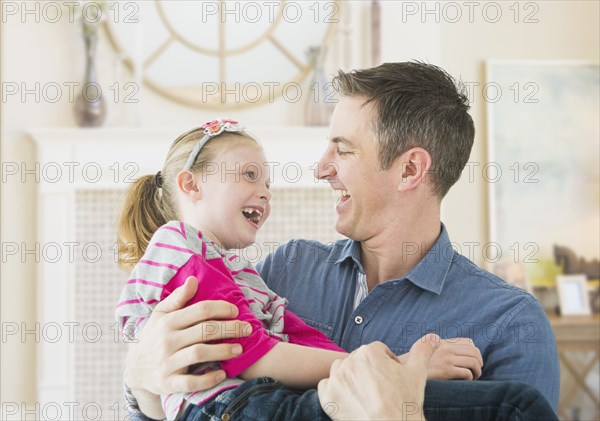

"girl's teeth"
[242,207,263,219]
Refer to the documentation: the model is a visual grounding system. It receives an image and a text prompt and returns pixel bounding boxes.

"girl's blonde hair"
[116,127,258,270]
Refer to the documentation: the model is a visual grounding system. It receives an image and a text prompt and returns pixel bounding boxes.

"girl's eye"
[244,171,256,181]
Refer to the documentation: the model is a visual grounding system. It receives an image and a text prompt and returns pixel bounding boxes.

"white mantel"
[29,127,331,192]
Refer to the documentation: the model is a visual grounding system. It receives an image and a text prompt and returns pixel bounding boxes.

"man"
[124,62,559,419]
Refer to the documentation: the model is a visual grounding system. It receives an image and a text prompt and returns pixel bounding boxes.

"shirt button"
[354,316,364,325]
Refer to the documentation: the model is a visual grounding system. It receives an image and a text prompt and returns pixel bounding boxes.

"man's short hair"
[333,61,475,198]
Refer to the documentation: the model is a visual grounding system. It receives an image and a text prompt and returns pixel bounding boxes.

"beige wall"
[2,0,599,406]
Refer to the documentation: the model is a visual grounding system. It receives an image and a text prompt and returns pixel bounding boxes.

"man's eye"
[336,149,350,156]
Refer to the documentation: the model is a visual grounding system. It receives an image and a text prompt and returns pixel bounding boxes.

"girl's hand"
[397,336,483,380]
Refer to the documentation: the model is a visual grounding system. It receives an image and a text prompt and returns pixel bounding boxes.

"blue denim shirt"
[256,224,559,410]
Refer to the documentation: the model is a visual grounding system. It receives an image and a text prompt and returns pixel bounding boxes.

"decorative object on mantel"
[74,1,107,127]
[556,274,592,316]
[588,283,600,313]
[554,244,600,314]
[554,244,600,279]
[304,46,335,126]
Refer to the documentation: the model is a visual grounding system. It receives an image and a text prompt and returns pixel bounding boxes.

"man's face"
[316,96,398,240]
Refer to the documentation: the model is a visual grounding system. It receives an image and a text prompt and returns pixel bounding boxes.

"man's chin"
[335,221,353,239]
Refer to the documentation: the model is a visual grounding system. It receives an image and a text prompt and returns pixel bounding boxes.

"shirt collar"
[335,223,453,295]
[402,224,453,295]
[336,239,365,272]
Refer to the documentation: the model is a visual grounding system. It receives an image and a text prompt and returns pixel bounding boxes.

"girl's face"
[190,142,271,249]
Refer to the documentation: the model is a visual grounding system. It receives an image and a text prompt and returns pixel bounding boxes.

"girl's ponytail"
[116,174,171,270]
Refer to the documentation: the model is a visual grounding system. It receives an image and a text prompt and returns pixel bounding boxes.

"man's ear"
[395,148,433,192]
[176,170,202,200]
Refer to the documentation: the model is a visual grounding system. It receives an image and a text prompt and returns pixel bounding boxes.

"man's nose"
[315,152,337,181]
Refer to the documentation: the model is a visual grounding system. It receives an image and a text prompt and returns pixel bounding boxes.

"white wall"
[2,0,599,408]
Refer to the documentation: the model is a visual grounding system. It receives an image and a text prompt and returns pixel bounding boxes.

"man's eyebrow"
[330,136,356,147]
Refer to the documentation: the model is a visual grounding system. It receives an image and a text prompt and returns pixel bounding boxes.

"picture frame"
[485,61,599,289]
[556,275,592,316]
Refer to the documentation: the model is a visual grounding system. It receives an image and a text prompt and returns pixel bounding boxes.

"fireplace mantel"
[29,127,330,192]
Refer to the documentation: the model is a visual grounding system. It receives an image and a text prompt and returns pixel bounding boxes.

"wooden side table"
[549,314,600,420]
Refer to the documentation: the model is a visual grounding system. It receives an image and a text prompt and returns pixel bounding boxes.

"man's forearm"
[125,343,166,420]
[124,370,165,421]
[128,386,166,420]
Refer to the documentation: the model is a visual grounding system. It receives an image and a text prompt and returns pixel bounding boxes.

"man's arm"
[123,376,164,421]
[124,277,251,419]
[482,299,560,410]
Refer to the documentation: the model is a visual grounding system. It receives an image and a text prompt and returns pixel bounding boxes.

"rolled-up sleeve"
[163,254,281,378]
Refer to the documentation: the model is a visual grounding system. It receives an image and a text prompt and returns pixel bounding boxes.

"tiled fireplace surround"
[30,128,342,420]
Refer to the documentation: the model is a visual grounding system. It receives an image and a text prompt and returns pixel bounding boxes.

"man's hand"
[317,334,439,421]
[125,276,252,413]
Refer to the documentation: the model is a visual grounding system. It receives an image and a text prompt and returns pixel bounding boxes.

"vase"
[305,46,335,126]
[74,30,107,127]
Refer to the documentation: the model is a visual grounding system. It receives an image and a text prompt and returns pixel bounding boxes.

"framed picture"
[486,61,599,287]
[556,275,592,316]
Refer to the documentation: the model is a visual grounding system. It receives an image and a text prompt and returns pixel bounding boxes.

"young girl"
[115,119,348,421]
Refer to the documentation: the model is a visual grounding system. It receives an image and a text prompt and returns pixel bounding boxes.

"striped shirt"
[353,272,369,310]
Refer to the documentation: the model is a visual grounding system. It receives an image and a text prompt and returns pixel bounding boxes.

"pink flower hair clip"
[183,119,245,170]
